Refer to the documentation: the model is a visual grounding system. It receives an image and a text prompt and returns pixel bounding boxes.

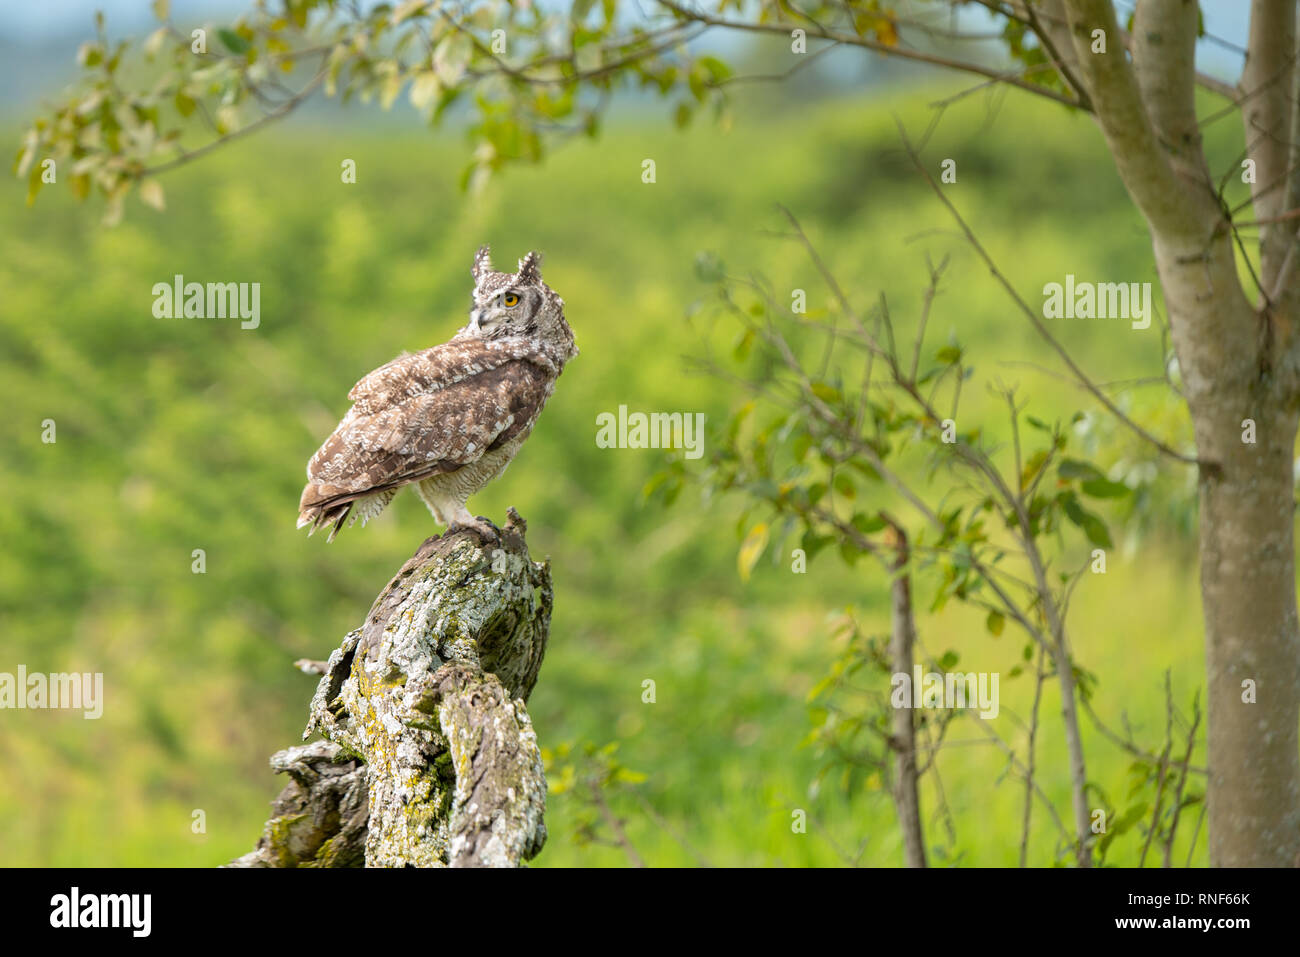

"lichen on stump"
[227,740,368,868]
[234,508,552,868]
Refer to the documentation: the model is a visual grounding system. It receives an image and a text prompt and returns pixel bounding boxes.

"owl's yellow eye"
[502,293,520,308]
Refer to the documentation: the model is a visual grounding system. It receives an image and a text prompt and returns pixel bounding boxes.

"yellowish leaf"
[379,73,404,111]
[434,32,472,86]
[139,179,166,212]
[391,0,428,25]
[409,70,440,111]
[145,27,168,56]
[737,522,769,583]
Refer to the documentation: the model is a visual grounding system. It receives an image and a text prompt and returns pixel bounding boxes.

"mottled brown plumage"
[297,247,576,542]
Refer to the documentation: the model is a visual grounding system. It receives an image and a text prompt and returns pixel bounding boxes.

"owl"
[297,246,577,543]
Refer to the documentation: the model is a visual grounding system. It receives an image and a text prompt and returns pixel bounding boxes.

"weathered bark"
[227,741,368,868]
[233,508,552,868]
[436,662,548,867]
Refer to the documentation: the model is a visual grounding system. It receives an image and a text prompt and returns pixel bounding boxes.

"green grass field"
[0,83,1231,866]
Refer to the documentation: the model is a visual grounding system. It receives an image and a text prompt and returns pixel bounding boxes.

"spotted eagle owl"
[297,246,576,542]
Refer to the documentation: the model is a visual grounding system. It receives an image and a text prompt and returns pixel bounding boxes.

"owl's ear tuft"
[472,245,493,282]
[516,251,542,284]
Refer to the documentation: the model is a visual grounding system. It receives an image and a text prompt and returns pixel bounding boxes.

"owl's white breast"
[419,428,531,511]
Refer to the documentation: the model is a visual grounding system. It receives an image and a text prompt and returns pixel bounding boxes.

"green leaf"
[930,585,950,614]
[732,326,754,360]
[696,55,733,83]
[1080,477,1130,498]
[849,458,881,481]
[1058,458,1105,482]
[218,28,251,55]
[851,512,886,535]
[800,529,833,560]
[1021,449,1048,488]
[687,65,707,101]
[25,161,44,207]
[640,470,669,500]
[805,672,836,703]
[810,382,841,404]
[986,610,1005,636]
[1062,495,1113,548]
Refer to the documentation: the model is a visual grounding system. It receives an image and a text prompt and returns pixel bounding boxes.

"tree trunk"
[1193,397,1300,866]
[1147,225,1300,867]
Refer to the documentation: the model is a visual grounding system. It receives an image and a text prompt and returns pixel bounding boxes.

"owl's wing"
[346,336,556,414]
[298,338,557,538]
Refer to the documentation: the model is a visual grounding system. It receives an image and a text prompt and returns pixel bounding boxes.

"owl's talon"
[448,517,501,547]
[474,516,503,546]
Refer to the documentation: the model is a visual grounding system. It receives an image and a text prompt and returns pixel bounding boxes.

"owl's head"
[463,245,577,361]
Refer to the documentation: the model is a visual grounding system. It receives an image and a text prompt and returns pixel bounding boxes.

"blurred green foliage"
[0,84,1226,866]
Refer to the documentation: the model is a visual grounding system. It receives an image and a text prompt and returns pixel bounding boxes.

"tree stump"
[229,508,552,868]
